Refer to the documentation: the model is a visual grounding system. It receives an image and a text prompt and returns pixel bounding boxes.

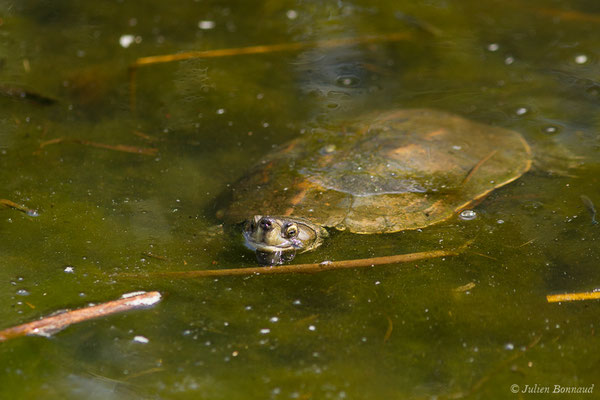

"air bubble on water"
[336,75,360,87]
[293,299,301,305]
[216,108,225,115]
[133,335,149,344]
[504,56,514,65]
[26,209,39,217]
[487,43,499,52]
[269,316,279,323]
[574,54,588,64]
[515,107,527,115]
[260,328,271,334]
[64,266,75,273]
[16,289,30,296]
[497,219,505,224]
[119,34,135,48]
[198,20,216,30]
[308,325,316,331]
[504,343,514,350]
[286,10,298,20]
[543,125,559,134]
[459,210,477,220]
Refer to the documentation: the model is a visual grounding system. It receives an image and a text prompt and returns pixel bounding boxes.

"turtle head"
[243,216,327,265]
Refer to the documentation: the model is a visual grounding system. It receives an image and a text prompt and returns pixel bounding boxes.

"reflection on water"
[0,0,599,399]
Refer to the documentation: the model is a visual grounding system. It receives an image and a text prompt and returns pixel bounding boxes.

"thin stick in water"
[131,32,412,68]
[128,32,412,110]
[547,290,600,303]
[0,199,39,216]
[0,291,162,342]
[39,137,158,156]
[126,242,471,279]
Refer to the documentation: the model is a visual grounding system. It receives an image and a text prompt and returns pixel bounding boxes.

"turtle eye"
[284,223,298,238]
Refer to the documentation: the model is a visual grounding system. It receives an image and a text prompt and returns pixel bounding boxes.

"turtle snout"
[259,217,274,231]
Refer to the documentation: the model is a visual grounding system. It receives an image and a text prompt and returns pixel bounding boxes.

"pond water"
[1,0,599,398]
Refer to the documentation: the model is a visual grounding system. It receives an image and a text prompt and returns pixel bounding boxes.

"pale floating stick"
[0,199,39,216]
[0,291,162,342]
[453,281,476,292]
[39,137,158,156]
[128,32,413,110]
[127,242,471,279]
[547,290,600,303]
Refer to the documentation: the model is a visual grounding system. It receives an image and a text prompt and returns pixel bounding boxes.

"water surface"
[1,1,599,398]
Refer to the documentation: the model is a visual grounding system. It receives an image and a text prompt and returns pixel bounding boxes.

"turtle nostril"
[259,218,273,231]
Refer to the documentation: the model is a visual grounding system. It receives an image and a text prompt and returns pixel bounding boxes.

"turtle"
[219,108,532,265]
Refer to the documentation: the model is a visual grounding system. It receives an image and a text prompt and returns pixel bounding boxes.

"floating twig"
[383,316,394,343]
[131,32,412,68]
[128,32,412,110]
[132,130,161,142]
[547,290,600,303]
[515,238,536,248]
[453,282,476,292]
[0,199,39,216]
[0,291,161,342]
[39,137,158,156]
[125,241,471,279]
[470,252,498,261]
[142,252,168,261]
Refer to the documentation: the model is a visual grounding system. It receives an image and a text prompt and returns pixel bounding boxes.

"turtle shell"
[222,109,532,233]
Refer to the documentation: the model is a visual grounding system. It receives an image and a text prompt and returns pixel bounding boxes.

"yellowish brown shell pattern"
[222,109,532,234]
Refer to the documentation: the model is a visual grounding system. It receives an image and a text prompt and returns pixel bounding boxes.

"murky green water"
[1,1,599,398]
